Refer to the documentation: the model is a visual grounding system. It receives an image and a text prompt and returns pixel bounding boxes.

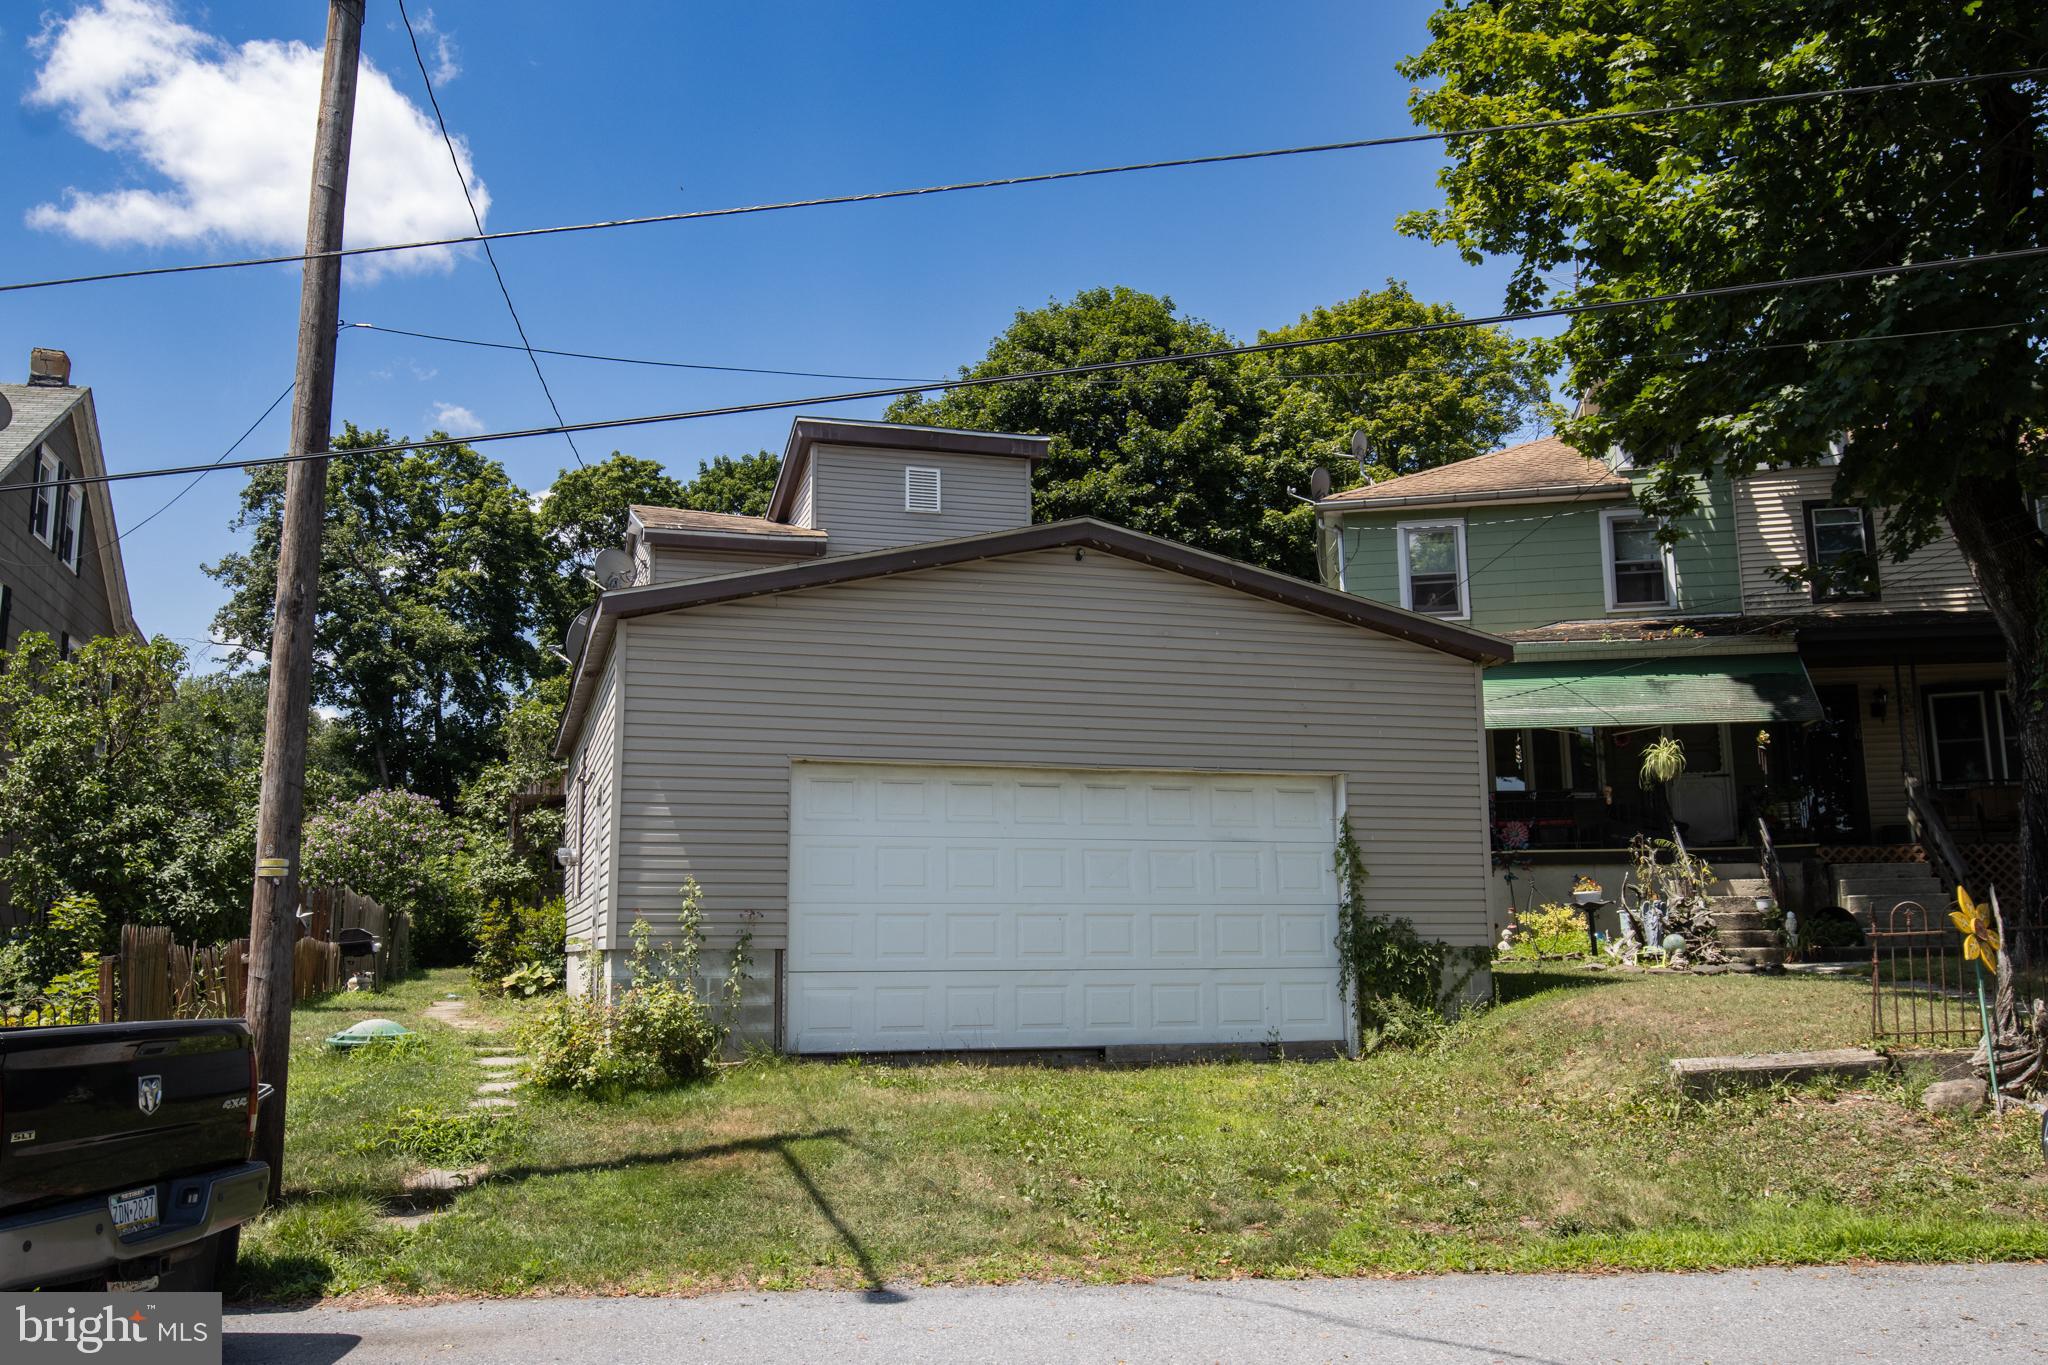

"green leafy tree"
[459,674,569,911]
[678,450,780,518]
[1398,2,2048,939]
[887,285,1551,577]
[1255,280,1559,475]
[0,633,251,942]
[208,425,555,804]
[303,788,470,966]
[887,286,1338,576]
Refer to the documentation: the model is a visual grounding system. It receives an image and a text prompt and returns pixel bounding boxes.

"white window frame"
[1600,508,1674,612]
[30,448,58,548]
[1925,688,1994,785]
[1395,518,1469,620]
[904,465,942,514]
[60,486,83,573]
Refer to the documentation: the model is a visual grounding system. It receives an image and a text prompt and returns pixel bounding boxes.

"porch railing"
[1905,774,1975,896]
[1754,815,1788,908]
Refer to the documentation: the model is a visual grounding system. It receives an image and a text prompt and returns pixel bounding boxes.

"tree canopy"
[208,425,555,804]
[678,450,781,518]
[1399,1,2048,918]
[886,284,1554,577]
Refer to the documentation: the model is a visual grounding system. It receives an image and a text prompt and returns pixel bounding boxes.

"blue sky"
[0,0,1542,662]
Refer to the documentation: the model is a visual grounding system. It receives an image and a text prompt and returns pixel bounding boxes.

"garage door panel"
[789,969,1342,1052]
[784,903,1338,971]
[788,763,1343,1051]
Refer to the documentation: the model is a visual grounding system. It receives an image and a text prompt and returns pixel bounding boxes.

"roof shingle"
[1322,435,1626,507]
[630,505,826,538]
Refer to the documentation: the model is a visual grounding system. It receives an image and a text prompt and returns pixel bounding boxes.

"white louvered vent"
[904,465,942,513]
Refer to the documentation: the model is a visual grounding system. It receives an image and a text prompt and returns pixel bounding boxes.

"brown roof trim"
[765,416,1051,522]
[640,527,829,556]
[554,517,1512,757]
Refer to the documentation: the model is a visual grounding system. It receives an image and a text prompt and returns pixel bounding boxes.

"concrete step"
[1712,910,1770,930]
[1669,1047,1888,1098]
[1716,878,1775,898]
[1827,862,1938,879]
[1716,928,1784,949]
[1720,946,1786,965]
[1707,863,1763,878]
[1843,894,1944,921]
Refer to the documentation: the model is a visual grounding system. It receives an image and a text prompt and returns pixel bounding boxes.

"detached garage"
[555,418,1509,1055]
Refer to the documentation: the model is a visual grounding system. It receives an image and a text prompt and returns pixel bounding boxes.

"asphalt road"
[225,1263,2048,1364]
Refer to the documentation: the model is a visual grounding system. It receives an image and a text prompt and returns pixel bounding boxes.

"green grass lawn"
[235,963,2048,1301]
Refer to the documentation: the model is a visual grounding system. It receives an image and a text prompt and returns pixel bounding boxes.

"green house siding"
[1328,476,1739,634]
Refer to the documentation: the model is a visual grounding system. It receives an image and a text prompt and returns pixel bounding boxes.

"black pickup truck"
[0,1018,269,1291]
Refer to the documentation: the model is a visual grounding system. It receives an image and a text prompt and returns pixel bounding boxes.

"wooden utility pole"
[247,0,364,1205]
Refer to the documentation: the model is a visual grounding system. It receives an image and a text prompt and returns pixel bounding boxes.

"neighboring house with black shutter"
[0,349,143,930]
[0,349,139,656]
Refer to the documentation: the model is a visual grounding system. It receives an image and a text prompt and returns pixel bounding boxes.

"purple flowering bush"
[303,789,470,965]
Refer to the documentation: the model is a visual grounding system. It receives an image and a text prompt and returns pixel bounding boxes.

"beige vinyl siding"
[792,460,817,529]
[1809,660,2010,835]
[646,544,816,584]
[609,548,1492,957]
[566,644,620,953]
[811,444,1032,555]
[1736,467,1981,614]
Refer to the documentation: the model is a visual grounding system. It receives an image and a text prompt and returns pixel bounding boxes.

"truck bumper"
[0,1159,269,1290]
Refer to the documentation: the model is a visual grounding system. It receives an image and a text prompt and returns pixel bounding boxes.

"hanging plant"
[1638,736,1687,788]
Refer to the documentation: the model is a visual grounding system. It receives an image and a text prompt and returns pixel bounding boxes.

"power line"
[4,67,2042,297]
[396,0,584,467]
[21,242,2048,494]
[342,321,936,383]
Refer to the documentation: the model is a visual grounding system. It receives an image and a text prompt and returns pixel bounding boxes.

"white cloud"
[24,0,487,278]
[402,8,460,85]
[429,401,483,436]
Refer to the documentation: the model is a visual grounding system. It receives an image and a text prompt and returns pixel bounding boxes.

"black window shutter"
[0,584,11,650]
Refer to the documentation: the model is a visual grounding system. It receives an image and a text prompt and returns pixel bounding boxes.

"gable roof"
[1316,435,1629,511]
[555,517,1512,756]
[0,384,139,638]
[764,416,1050,523]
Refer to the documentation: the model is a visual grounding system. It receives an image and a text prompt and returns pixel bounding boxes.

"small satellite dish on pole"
[593,547,635,590]
[1349,430,1374,472]
[564,608,593,665]
[1309,466,1332,501]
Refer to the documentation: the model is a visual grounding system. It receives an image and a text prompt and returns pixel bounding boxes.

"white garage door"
[786,762,1342,1052]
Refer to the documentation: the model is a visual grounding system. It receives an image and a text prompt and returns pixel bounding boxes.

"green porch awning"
[1483,654,1825,730]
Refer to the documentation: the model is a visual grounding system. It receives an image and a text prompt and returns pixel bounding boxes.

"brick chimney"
[28,349,71,387]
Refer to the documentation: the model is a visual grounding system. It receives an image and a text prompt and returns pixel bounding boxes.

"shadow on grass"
[462,1127,907,1303]
[1493,965,1627,1007]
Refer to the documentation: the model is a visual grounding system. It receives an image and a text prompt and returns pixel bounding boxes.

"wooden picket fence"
[3,886,402,1027]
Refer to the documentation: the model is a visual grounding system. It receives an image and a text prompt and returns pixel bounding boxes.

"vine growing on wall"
[1333,820,1451,1038]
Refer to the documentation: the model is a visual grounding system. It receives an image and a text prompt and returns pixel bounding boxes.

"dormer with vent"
[622,418,1049,586]
[768,417,1046,555]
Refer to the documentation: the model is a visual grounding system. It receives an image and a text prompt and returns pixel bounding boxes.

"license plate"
[108,1186,158,1234]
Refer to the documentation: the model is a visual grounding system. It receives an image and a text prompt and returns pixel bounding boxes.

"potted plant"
[1571,874,1603,906]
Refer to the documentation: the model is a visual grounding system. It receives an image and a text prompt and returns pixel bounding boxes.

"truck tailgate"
[1,1019,252,1213]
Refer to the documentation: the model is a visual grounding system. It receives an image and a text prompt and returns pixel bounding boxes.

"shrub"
[522,888,724,1098]
[500,961,561,997]
[304,789,470,966]
[1333,822,1451,1038]
[1501,902,1587,959]
[471,896,567,996]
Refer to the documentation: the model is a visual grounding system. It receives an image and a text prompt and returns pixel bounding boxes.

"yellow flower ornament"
[1950,888,2001,969]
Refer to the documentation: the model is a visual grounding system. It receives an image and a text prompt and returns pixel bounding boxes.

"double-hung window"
[1926,687,2020,785]
[1803,503,1878,600]
[1602,511,1672,610]
[1397,520,1467,618]
[29,449,58,547]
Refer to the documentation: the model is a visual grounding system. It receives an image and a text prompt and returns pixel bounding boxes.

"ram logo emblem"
[137,1075,163,1116]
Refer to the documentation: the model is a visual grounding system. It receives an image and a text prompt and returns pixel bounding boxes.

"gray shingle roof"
[1321,435,1627,507]
[0,384,85,477]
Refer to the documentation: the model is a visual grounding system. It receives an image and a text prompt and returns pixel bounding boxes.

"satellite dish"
[1309,466,1332,500]
[0,391,12,434]
[593,547,635,590]
[564,608,592,664]
[1349,430,1374,471]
